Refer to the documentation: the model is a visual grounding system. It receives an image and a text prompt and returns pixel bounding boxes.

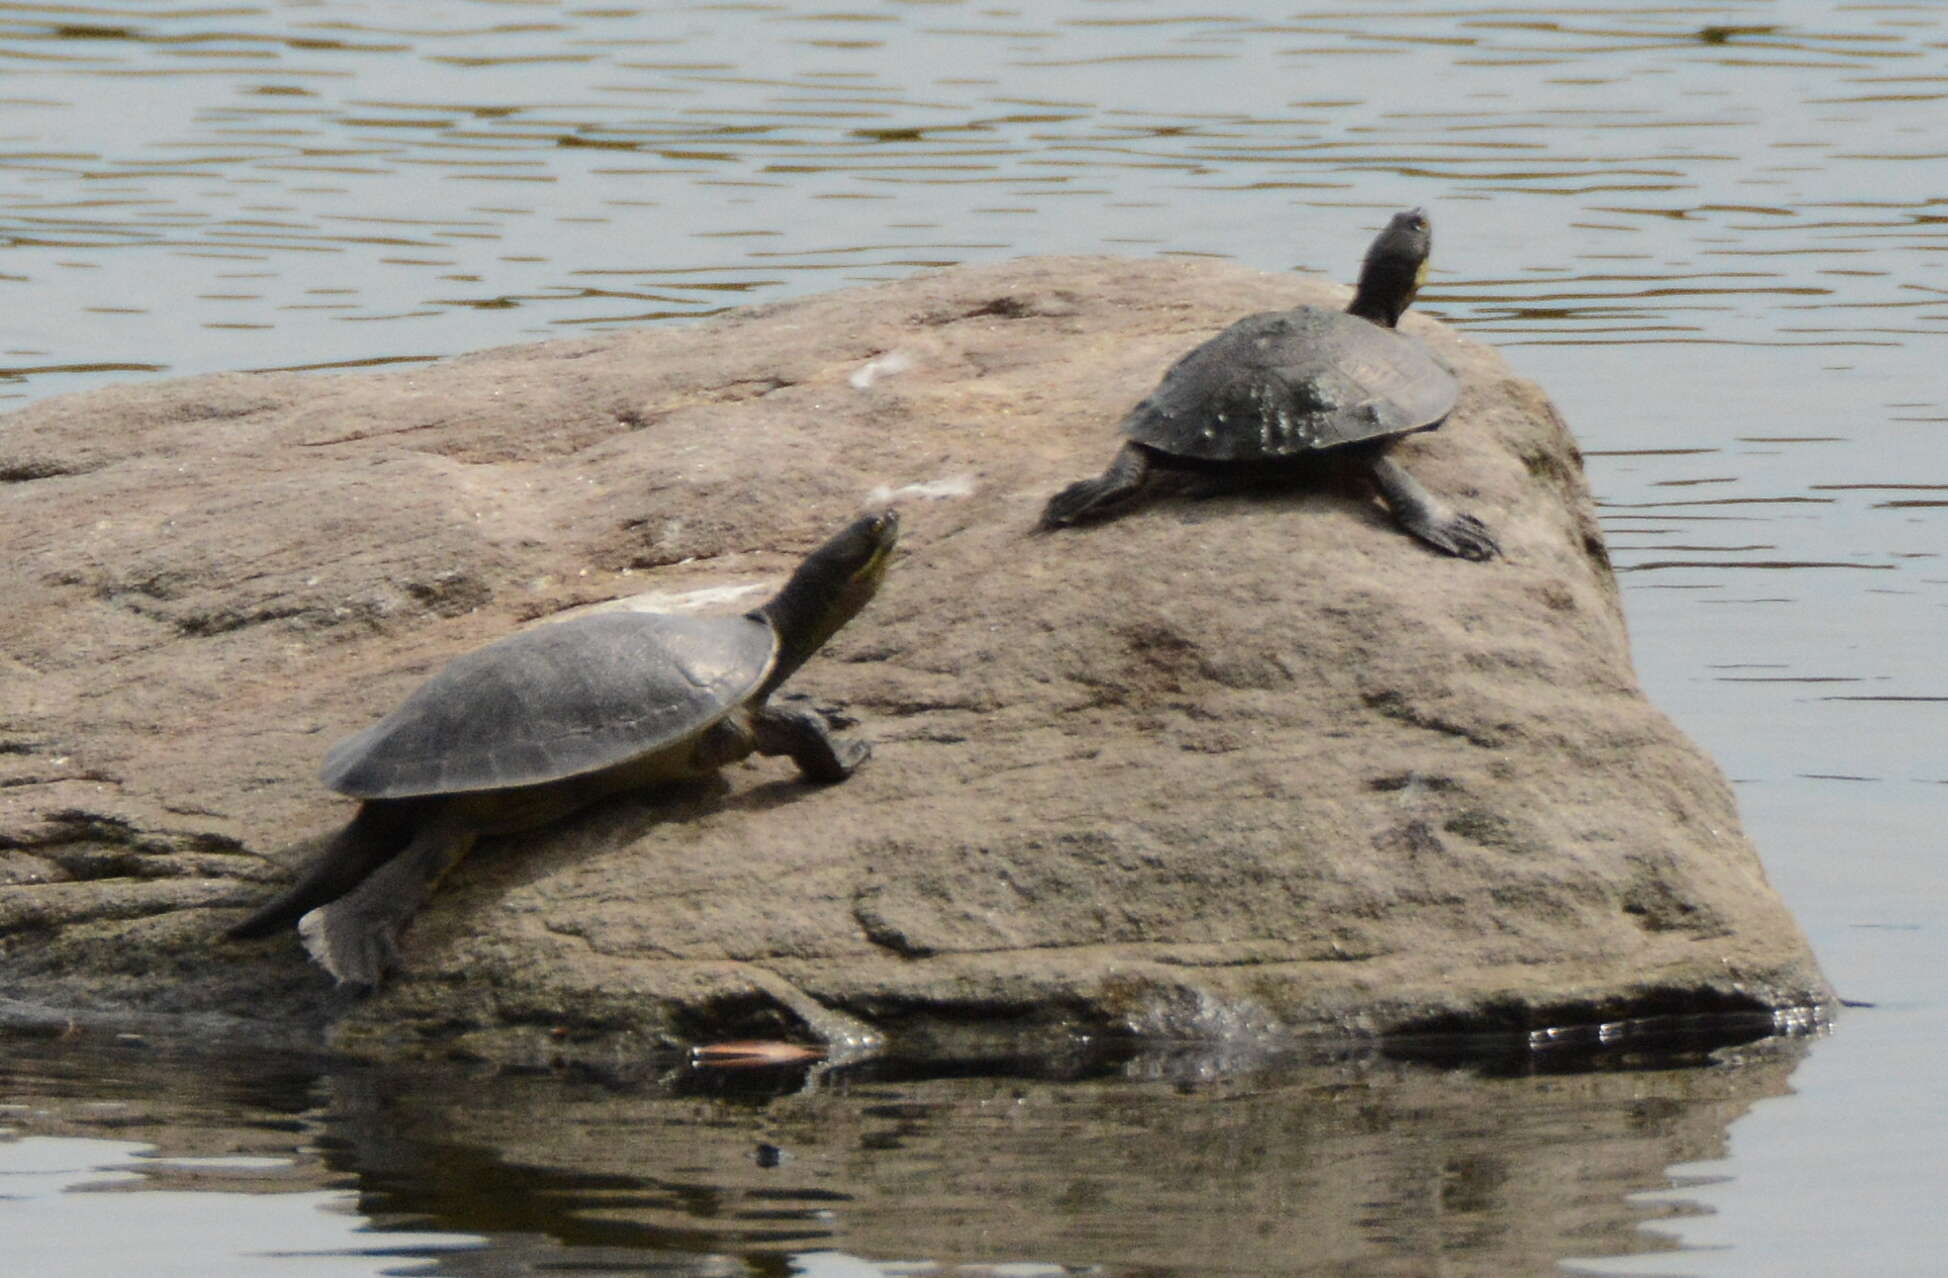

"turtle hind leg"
[297,814,478,988]
[224,801,420,941]
[1366,453,1501,561]
[1039,443,1155,529]
[752,706,870,783]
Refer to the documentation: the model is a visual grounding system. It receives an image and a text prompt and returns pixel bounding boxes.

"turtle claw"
[755,706,873,783]
[1039,477,1108,529]
[1400,508,1500,561]
[1041,443,1154,530]
[833,736,873,776]
[298,903,397,990]
[1439,513,1501,562]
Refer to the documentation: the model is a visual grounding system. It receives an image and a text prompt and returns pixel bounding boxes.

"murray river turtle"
[226,509,899,986]
[1040,209,1498,560]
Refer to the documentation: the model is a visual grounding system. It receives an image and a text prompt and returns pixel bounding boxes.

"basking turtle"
[1040,209,1498,560]
[226,510,899,986]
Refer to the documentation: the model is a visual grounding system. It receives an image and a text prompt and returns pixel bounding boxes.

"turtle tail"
[1039,443,1154,529]
[224,801,419,941]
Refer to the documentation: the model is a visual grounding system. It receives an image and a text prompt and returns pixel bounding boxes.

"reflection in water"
[0,1033,1809,1278]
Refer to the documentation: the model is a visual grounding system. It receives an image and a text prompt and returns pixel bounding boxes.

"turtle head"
[804,507,899,620]
[1347,207,1432,329]
[755,509,900,695]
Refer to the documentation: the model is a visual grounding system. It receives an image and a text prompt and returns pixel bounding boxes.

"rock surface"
[0,255,1829,1060]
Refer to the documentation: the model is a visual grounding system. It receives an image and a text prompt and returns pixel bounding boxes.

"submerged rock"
[0,256,1829,1060]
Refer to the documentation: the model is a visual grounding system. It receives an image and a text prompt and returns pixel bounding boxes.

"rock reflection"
[0,1030,1814,1276]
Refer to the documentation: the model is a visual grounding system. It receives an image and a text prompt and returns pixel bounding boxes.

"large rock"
[0,256,1829,1059]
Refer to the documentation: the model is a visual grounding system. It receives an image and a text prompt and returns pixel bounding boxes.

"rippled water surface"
[3,2,1946,1275]
[0,1032,1815,1278]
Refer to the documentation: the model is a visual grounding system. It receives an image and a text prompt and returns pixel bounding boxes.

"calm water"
[3,1,1945,1274]
[0,1030,1825,1278]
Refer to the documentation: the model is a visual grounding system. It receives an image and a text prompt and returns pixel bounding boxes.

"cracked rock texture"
[0,256,1828,1060]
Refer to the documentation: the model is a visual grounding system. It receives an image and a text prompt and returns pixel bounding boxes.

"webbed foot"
[297,819,476,987]
[1039,442,1154,529]
[1406,509,1500,561]
[1368,453,1501,561]
[754,706,871,783]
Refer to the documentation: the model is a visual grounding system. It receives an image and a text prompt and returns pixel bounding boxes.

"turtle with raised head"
[1040,209,1498,560]
[226,509,899,986]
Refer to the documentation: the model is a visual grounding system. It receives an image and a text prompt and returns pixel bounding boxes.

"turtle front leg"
[1039,442,1155,529]
[297,809,478,988]
[1365,452,1500,561]
[751,706,871,783]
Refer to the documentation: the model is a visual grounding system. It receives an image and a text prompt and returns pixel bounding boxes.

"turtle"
[225,509,899,987]
[1039,208,1499,560]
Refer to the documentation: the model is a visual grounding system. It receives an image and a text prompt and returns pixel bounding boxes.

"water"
[3,1,1945,1274]
[0,1032,1820,1278]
